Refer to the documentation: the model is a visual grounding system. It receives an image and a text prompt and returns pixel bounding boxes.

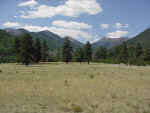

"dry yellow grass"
[0,63,150,113]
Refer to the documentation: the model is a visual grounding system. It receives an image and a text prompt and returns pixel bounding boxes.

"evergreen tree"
[42,40,49,62]
[135,43,143,58]
[62,37,73,64]
[20,34,34,65]
[14,37,21,63]
[95,47,107,60]
[34,38,42,63]
[85,41,92,64]
[144,48,150,63]
[56,48,62,62]
[74,47,84,64]
[119,42,129,63]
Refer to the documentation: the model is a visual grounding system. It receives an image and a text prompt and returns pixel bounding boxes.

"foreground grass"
[0,63,150,113]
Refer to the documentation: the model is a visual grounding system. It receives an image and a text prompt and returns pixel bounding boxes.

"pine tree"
[74,47,84,64]
[56,48,62,62]
[42,40,49,62]
[62,37,73,64]
[20,34,34,65]
[85,41,92,64]
[34,38,42,63]
[14,37,21,63]
[135,43,143,58]
[95,47,107,60]
[119,42,129,63]
[144,48,150,63]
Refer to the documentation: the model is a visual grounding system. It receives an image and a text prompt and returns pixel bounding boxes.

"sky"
[0,0,150,43]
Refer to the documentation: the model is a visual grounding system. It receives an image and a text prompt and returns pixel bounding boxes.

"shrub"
[71,104,83,113]
[90,74,94,79]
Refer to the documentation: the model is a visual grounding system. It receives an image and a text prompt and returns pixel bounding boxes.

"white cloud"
[22,25,48,32]
[2,20,97,43]
[100,24,109,29]
[21,25,94,43]
[18,0,38,7]
[115,23,129,29]
[90,35,101,43]
[52,20,92,30]
[20,0,102,18]
[125,24,129,28]
[22,25,92,38]
[3,22,21,28]
[107,30,129,38]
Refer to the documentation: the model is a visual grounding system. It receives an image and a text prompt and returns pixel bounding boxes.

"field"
[0,63,150,113]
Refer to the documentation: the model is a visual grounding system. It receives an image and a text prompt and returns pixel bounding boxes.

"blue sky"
[0,0,150,43]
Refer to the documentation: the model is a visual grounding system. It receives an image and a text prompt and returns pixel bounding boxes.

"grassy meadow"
[0,63,150,113]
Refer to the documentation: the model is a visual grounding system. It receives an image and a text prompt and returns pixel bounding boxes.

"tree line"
[10,33,150,66]
[14,34,49,65]
[57,38,150,66]
[93,42,150,66]
[13,34,93,65]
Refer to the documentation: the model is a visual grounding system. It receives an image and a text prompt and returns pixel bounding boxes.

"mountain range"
[4,28,83,50]
[0,27,150,52]
[92,37,128,48]
[126,28,150,48]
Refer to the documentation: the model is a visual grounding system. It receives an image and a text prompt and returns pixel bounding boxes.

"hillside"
[92,37,128,48]
[4,29,83,50]
[0,30,16,56]
[126,28,150,48]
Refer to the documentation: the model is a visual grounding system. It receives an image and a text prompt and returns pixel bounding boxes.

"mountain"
[4,29,83,50]
[92,37,128,48]
[0,30,16,49]
[5,28,29,36]
[126,28,150,48]
[0,30,17,57]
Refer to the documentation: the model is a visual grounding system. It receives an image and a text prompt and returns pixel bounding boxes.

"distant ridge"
[92,37,128,48]
[126,28,150,48]
[4,28,83,50]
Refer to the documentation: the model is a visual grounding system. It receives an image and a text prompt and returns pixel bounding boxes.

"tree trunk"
[66,59,69,64]
[88,59,90,64]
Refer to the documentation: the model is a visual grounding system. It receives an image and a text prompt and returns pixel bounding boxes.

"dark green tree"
[62,37,73,64]
[135,43,143,58]
[144,48,150,63]
[20,34,34,65]
[95,47,107,60]
[74,47,84,64]
[85,41,92,64]
[34,38,42,63]
[14,37,21,63]
[42,40,49,62]
[56,48,62,62]
[119,42,129,63]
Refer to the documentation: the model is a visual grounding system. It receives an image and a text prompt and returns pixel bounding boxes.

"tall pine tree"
[20,34,34,65]
[135,43,143,58]
[74,47,84,64]
[34,38,42,63]
[42,40,49,62]
[95,47,107,60]
[144,48,150,63]
[14,37,21,63]
[85,41,92,64]
[119,42,129,63]
[62,37,73,64]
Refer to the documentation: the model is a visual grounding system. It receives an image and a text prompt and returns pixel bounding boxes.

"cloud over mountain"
[107,30,129,38]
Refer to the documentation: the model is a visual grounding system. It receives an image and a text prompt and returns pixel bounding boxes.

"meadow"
[0,63,150,113]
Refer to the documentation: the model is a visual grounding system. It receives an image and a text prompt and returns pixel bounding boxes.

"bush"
[128,58,146,66]
[71,104,83,113]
